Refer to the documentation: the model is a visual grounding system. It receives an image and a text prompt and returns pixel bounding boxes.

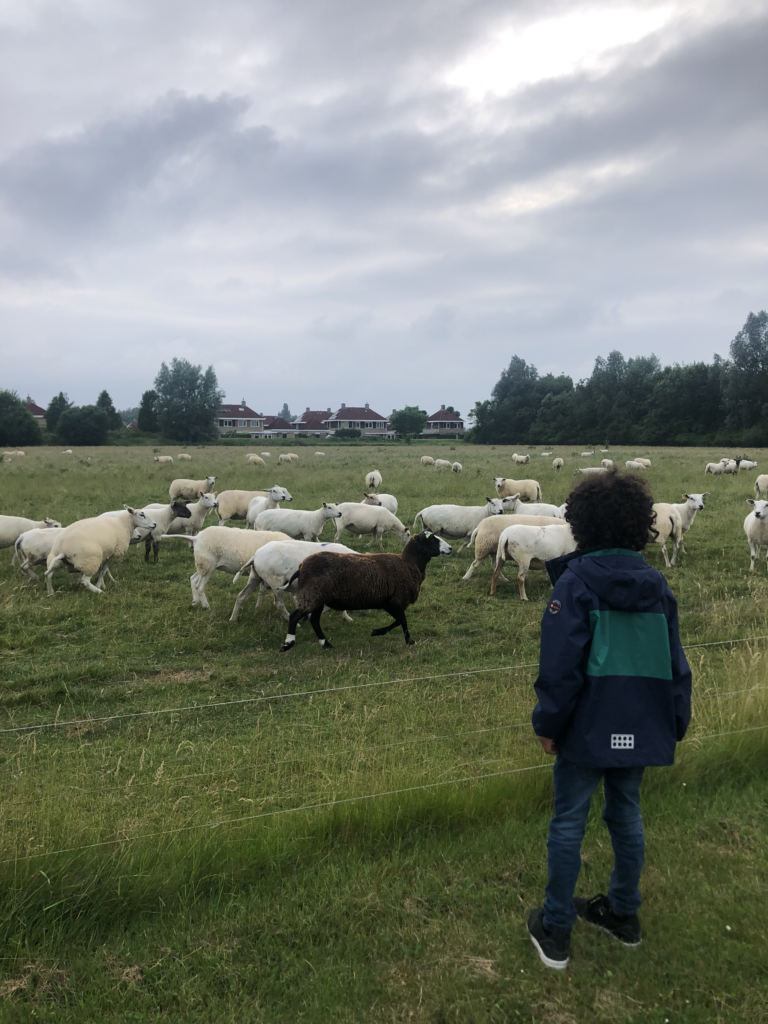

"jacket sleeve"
[531,574,593,739]
[663,586,692,741]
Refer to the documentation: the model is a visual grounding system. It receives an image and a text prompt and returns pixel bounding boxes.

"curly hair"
[565,469,656,551]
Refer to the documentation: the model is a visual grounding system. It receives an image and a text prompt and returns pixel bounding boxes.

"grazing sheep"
[433,459,452,468]
[580,451,594,457]
[705,462,726,476]
[420,456,435,466]
[723,459,740,475]
[165,527,291,609]
[280,531,452,651]
[13,528,65,581]
[289,454,299,461]
[147,492,218,536]
[261,452,271,457]
[100,501,192,561]
[669,493,708,554]
[278,454,292,464]
[634,458,652,468]
[154,456,174,464]
[246,454,265,465]
[553,458,564,471]
[601,459,613,469]
[650,503,683,568]
[541,452,552,456]
[505,496,564,519]
[245,486,293,529]
[315,452,325,457]
[625,461,645,470]
[512,454,530,465]
[493,477,542,502]
[755,474,768,497]
[230,539,357,622]
[255,502,342,542]
[490,523,576,599]
[177,454,192,461]
[744,499,768,571]
[365,469,383,490]
[170,476,216,502]
[62,449,73,455]
[452,462,463,473]
[216,488,280,526]
[414,497,512,551]
[0,515,62,551]
[361,493,399,515]
[462,514,563,581]
[45,507,157,595]
[575,466,608,476]
[333,503,410,545]
[14,451,25,456]
[739,459,758,471]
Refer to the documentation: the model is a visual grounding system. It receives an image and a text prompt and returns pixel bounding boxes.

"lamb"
[45,507,157,595]
[634,458,652,468]
[739,460,758,471]
[723,459,740,475]
[0,515,62,551]
[280,531,452,651]
[625,461,645,470]
[490,523,576,599]
[365,470,383,489]
[164,527,291,609]
[255,503,341,543]
[755,475,768,497]
[452,462,463,473]
[245,486,293,529]
[553,458,564,471]
[705,462,726,476]
[462,514,563,580]
[246,454,265,465]
[601,459,613,469]
[504,495,564,518]
[420,456,435,466]
[216,488,280,526]
[154,456,174,464]
[650,503,683,568]
[229,539,357,622]
[333,503,411,545]
[177,453,192,460]
[433,459,452,468]
[170,476,216,502]
[574,466,608,475]
[361,493,399,515]
[13,528,65,581]
[493,477,542,502]
[139,501,193,562]
[414,497,512,551]
[512,454,530,465]
[148,492,218,536]
[744,499,768,572]
[668,493,708,555]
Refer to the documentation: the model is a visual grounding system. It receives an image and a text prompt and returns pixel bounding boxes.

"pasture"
[0,443,767,1023]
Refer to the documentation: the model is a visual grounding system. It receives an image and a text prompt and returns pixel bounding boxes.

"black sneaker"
[573,893,642,946]
[527,907,570,969]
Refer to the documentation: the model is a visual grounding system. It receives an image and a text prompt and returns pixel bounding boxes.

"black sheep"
[280,530,452,651]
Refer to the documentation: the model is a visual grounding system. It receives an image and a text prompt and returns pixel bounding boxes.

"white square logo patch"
[611,734,635,749]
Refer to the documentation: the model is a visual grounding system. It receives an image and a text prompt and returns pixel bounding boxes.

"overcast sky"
[1,0,766,417]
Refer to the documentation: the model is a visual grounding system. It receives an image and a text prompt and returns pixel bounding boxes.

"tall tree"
[137,390,159,432]
[726,310,768,440]
[0,390,42,446]
[389,406,428,436]
[57,405,110,445]
[279,403,293,422]
[96,389,123,430]
[46,392,72,433]
[154,359,223,442]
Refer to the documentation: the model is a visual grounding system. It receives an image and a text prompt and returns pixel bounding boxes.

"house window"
[219,419,235,427]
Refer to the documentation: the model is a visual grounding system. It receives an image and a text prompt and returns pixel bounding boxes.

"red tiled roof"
[219,403,263,418]
[263,416,294,430]
[297,411,331,430]
[427,408,463,422]
[26,400,47,417]
[328,407,386,421]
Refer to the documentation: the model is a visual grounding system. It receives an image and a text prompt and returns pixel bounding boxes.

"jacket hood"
[546,548,665,611]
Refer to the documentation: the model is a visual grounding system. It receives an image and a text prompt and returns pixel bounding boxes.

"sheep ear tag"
[424,530,432,538]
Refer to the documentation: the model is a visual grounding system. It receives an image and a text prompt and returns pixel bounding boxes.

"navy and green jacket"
[531,549,692,768]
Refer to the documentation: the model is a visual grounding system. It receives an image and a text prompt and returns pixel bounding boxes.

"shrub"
[0,390,42,447]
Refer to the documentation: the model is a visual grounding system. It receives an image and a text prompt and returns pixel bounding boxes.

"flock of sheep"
[2,448,767,651]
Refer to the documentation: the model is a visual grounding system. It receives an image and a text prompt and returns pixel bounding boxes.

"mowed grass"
[0,443,767,1022]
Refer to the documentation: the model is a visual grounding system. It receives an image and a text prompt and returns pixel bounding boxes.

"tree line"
[469,311,768,447]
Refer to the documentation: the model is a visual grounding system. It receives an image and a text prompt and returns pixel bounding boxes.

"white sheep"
[723,460,740,475]
[512,453,530,465]
[650,503,683,568]
[229,539,357,622]
[744,499,768,571]
[255,502,343,542]
[705,462,726,476]
[13,528,64,581]
[14,451,25,456]
[625,461,645,470]
[634,458,652,468]
[540,452,552,456]
[177,454,192,461]
[216,488,279,526]
[137,501,194,562]
[580,451,594,457]
[164,527,291,609]
[315,452,325,457]
[414,497,512,551]
[491,523,576,599]
[0,515,62,551]
[170,476,216,502]
[420,456,435,466]
[506,496,564,518]
[601,459,613,468]
[154,455,174,464]
[462,514,563,581]
[278,454,293,464]
[575,466,608,475]
[365,470,383,489]
[261,452,271,458]
[552,458,564,471]
[246,455,265,465]
[333,503,411,545]
[62,449,73,455]
[45,507,157,594]
[361,493,399,515]
[433,459,452,468]
[452,462,463,473]
[755,475,768,497]
[739,460,758,471]
[147,492,218,536]
[669,493,708,554]
[245,486,293,529]
[493,477,542,502]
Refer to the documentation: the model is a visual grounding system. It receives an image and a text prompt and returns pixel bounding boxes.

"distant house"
[217,400,265,436]
[262,416,297,438]
[127,419,139,430]
[295,408,333,436]
[422,405,464,435]
[26,397,47,429]
[323,403,391,437]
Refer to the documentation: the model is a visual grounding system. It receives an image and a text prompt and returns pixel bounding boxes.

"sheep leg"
[490,549,507,596]
[749,541,758,571]
[45,554,66,595]
[309,608,333,648]
[152,538,161,563]
[94,562,110,590]
[230,573,261,622]
[372,604,413,645]
[79,573,104,594]
[281,608,309,651]
[254,580,267,609]
[659,540,671,569]
[341,610,353,624]
[461,558,480,580]
[517,565,530,601]
[144,536,152,562]
[455,533,471,553]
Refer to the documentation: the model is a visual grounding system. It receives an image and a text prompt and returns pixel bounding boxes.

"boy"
[527,470,692,969]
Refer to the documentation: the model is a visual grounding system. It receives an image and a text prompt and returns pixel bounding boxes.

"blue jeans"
[543,755,645,934]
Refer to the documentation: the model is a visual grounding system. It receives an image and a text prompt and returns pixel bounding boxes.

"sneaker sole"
[528,931,569,970]
[579,918,641,947]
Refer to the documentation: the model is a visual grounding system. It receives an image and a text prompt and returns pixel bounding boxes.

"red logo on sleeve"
[548,599,561,615]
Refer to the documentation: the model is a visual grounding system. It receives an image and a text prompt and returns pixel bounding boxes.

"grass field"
[0,442,766,1022]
